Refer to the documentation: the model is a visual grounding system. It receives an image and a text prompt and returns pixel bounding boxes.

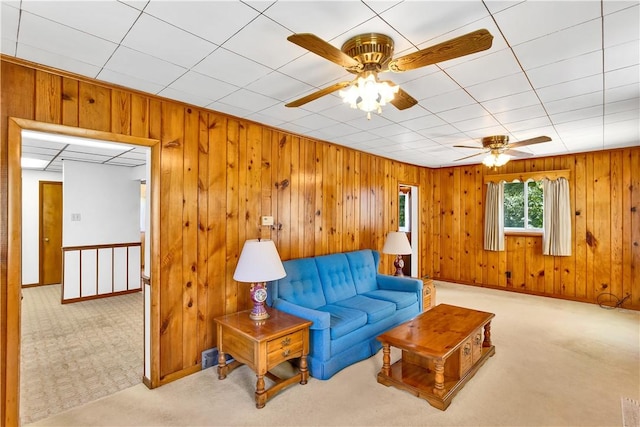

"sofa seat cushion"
[362,289,417,310]
[335,295,396,324]
[317,305,367,340]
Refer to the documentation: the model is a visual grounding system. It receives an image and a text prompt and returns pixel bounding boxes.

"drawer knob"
[475,334,482,345]
[463,343,471,356]
[281,337,291,347]
[282,349,290,358]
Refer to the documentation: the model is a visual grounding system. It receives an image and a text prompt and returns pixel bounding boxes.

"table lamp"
[233,239,286,321]
[382,231,412,276]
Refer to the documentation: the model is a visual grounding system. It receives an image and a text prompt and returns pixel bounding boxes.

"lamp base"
[249,282,270,321]
[393,255,405,276]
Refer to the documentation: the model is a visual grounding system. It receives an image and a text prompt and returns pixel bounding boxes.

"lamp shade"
[382,231,412,255]
[233,239,286,283]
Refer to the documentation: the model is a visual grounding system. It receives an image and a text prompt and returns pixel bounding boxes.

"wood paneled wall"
[1,56,638,425]
[425,151,640,310]
[0,57,427,424]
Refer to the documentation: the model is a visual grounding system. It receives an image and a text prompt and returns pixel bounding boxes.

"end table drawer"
[267,331,304,366]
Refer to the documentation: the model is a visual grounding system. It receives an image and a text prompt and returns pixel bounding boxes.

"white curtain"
[542,177,571,256]
[484,181,504,251]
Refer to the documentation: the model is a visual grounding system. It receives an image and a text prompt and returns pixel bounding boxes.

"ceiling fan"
[453,135,552,168]
[285,29,493,117]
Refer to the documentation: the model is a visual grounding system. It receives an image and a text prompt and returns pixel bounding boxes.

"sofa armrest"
[272,299,330,330]
[376,274,423,293]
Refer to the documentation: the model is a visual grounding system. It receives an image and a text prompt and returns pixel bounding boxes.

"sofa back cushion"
[277,258,326,309]
[345,249,379,294]
[315,254,357,304]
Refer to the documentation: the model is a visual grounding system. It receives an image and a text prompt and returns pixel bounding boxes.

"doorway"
[39,181,62,285]
[399,184,419,277]
[7,118,160,423]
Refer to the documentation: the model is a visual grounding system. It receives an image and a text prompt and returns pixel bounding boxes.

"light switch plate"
[261,216,274,226]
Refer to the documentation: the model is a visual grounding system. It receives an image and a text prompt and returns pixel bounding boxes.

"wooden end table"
[377,303,495,410]
[214,308,312,408]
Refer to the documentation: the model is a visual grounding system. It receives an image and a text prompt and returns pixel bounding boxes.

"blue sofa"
[267,249,422,380]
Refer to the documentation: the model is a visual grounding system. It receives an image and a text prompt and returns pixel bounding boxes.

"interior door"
[40,181,62,285]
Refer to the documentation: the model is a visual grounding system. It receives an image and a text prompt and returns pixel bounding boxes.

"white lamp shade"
[382,231,412,255]
[233,239,286,283]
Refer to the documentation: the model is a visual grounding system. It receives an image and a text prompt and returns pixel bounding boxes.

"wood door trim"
[39,180,62,286]
[5,117,162,424]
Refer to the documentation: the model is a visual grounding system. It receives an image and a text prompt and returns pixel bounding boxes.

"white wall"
[62,160,140,246]
[21,170,63,284]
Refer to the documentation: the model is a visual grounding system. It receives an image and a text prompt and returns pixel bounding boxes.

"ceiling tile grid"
[3,0,638,168]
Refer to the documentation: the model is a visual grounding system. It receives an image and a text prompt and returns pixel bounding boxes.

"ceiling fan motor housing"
[341,33,395,73]
[482,135,509,150]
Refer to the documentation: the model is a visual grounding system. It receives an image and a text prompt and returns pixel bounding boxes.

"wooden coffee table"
[377,303,495,410]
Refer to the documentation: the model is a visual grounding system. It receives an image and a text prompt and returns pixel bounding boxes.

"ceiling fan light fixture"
[482,152,510,168]
[339,72,399,120]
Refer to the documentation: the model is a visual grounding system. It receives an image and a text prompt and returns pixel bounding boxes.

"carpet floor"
[25,281,639,427]
[20,284,142,425]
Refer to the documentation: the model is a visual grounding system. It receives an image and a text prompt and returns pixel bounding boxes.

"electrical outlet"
[261,216,274,226]
[505,271,512,279]
[201,347,234,370]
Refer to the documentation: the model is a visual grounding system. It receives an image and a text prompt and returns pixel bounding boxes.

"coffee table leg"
[299,355,309,385]
[255,375,266,409]
[217,351,227,380]
[483,321,492,348]
[381,343,391,376]
[433,359,445,397]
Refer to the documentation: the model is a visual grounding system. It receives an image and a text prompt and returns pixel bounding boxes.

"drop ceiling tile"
[526,51,602,89]
[143,1,260,46]
[18,12,117,67]
[493,104,547,124]
[464,124,510,139]
[604,40,640,72]
[513,20,602,71]
[536,74,602,103]
[319,104,370,123]
[379,1,489,46]
[452,114,500,132]
[605,109,640,125]
[17,43,102,78]
[340,130,379,144]
[294,92,344,114]
[420,89,477,113]
[605,98,640,115]
[118,1,149,11]
[20,1,140,43]
[551,105,603,125]
[420,125,464,140]
[381,104,432,124]
[465,72,532,102]
[316,122,361,139]
[244,112,285,129]
[1,38,16,56]
[121,13,217,68]
[168,71,238,103]
[246,71,315,102]
[216,88,280,113]
[555,116,604,133]
[605,65,640,89]
[104,46,187,87]
[545,91,603,115]
[438,104,489,123]
[1,2,19,42]
[399,71,461,102]
[345,115,394,132]
[193,47,272,87]
[97,68,165,96]
[399,113,447,132]
[259,104,313,123]
[480,91,541,114]
[606,82,640,104]
[445,48,522,87]
[503,116,553,133]
[263,1,376,41]
[277,122,314,136]
[222,15,299,69]
[604,119,640,146]
[493,1,600,46]
[206,101,254,119]
[368,124,413,138]
[604,5,639,48]
[60,152,113,163]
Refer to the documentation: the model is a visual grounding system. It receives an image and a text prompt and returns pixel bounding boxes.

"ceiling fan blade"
[453,145,485,149]
[388,29,493,72]
[285,81,352,108]
[454,151,487,162]
[383,84,417,110]
[287,33,363,72]
[507,136,552,149]
[504,149,535,158]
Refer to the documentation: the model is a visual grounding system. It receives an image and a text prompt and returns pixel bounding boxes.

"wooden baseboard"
[61,288,141,304]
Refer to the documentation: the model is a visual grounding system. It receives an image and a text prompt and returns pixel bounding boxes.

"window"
[398,192,410,232]
[503,180,543,231]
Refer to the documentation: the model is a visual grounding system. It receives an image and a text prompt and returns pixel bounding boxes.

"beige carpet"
[20,284,142,425]
[27,281,639,427]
